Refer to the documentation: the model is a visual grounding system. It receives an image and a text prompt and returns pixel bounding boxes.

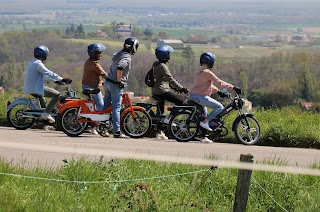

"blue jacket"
[24,58,63,96]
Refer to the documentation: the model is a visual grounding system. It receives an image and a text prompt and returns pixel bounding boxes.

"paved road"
[0,127,319,169]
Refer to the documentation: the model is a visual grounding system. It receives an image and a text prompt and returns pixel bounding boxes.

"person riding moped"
[189,52,241,143]
[82,43,108,135]
[24,45,72,123]
[151,45,188,140]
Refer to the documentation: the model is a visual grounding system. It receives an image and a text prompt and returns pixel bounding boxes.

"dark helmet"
[34,45,49,60]
[200,52,216,68]
[124,37,139,54]
[87,43,106,59]
[155,45,174,62]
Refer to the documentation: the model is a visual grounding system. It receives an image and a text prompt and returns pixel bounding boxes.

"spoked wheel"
[61,107,88,137]
[7,103,35,130]
[121,110,152,138]
[168,111,198,142]
[234,115,260,145]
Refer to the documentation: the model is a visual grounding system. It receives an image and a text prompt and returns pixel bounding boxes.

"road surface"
[0,127,319,170]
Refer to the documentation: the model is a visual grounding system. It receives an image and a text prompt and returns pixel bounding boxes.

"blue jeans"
[189,93,224,121]
[103,81,124,133]
[82,85,104,111]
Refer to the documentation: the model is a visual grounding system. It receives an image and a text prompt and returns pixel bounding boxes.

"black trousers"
[153,91,184,114]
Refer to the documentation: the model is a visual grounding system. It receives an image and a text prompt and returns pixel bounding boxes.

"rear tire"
[61,108,88,137]
[234,115,260,145]
[121,110,152,138]
[168,111,198,142]
[7,103,35,130]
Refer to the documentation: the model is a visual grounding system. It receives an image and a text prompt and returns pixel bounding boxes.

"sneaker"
[199,121,212,131]
[40,112,55,123]
[114,132,129,139]
[156,132,168,140]
[162,117,177,127]
[89,127,98,135]
[201,137,213,143]
[162,117,170,124]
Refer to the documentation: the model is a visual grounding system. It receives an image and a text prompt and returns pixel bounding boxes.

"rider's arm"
[93,61,108,79]
[207,70,233,90]
[162,65,183,90]
[35,60,63,82]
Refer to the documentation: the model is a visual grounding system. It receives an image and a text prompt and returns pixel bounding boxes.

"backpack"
[145,66,155,87]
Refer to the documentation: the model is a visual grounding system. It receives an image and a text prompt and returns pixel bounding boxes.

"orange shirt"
[190,68,233,96]
[82,58,107,88]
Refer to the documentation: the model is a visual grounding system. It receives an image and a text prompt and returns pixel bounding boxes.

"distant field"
[0,24,102,33]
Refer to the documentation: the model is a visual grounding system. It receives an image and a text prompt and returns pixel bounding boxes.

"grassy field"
[0,158,319,211]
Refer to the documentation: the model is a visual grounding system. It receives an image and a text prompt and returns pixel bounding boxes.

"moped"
[57,88,152,138]
[167,88,261,145]
[6,81,75,130]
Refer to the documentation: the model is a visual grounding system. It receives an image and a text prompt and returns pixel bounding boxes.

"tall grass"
[0,158,319,211]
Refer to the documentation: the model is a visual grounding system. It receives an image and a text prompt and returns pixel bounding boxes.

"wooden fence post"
[233,154,254,212]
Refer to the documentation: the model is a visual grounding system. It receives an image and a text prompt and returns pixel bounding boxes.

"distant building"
[156,39,184,49]
[96,30,106,38]
[115,24,132,37]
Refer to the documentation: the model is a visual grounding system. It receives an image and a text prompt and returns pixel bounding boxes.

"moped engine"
[97,120,113,137]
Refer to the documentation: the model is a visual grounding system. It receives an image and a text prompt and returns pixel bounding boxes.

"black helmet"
[87,43,106,59]
[124,37,139,54]
[34,45,49,60]
[200,52,216,68]
[155,45,174,62]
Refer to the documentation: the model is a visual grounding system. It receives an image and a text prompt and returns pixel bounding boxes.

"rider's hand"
[55,81,63,85]
[233,86,242,94]
[61,78,72,84]
[119,81,126,89]
[180,87,189,94]
[217,90,228,98]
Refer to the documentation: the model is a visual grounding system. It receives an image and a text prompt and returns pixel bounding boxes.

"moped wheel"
[121,110,152,138]
[61,107,88,137]
[168,111,198,142]
[234,115,260,145]
[7,103,35,130]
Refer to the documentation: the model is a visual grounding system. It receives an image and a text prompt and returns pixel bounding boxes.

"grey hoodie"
[107,50,131,85]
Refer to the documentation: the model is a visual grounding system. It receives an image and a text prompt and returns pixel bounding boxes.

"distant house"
[96,30,106,38]
[116,24,132,37]
[156,39,184,49]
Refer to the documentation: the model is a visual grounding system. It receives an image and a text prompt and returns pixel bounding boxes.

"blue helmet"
[155,45,174,62]
[200,52,216,68]
[87,43,106,59]
[34,45,49,60]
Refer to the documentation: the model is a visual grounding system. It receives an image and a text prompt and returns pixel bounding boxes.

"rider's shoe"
[156,131,168,140]
[114,131,129,139]
[201,137,213,143]
[40,112,55,123]
[89,127,98,135]
[162,116,177,127]
[199,121,212,131]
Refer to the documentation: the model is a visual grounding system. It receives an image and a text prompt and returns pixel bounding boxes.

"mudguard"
[6,98,37,113]
[57,99,90,114]
[232,113,255,131]
[120,105,146,119]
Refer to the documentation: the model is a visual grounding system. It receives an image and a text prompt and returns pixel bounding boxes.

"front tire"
[121,110,152,138]
[234,115,260,145]
[61,108,88,137]
[7,103,35,130]
[168,111,198,142]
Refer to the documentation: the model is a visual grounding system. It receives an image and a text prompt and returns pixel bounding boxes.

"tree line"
[0,30,319,109]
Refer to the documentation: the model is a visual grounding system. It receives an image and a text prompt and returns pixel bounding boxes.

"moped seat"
[82,88,100,95]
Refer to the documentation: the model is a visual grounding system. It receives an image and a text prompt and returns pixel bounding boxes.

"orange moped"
[57,88,152,137]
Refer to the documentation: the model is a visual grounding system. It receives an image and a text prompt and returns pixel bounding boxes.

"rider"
[151,45,188,140]
[82,43,108,135]
[82,43,108,111]
[189,52,240,143]
[24,45,72,123]
[103,37,139,139]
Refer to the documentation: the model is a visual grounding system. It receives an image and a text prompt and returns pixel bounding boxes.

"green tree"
[239,70,248,98]
[143,28,153,38]
[300,65,316,101]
